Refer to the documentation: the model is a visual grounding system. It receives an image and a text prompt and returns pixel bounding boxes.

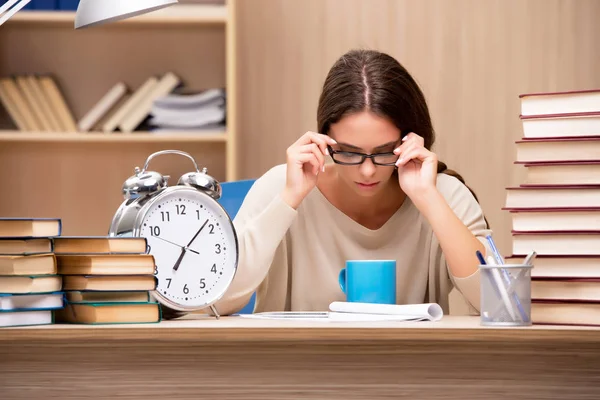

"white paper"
[238,302,444,322]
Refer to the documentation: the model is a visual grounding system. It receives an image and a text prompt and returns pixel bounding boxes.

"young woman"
[215,49,492,315]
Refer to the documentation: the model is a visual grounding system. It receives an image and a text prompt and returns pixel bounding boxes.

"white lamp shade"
[75,0,179,29]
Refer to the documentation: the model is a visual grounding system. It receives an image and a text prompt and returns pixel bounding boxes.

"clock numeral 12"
[176,204,186,215]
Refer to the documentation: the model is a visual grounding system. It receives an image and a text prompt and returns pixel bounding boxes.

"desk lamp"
[0,0,179,28]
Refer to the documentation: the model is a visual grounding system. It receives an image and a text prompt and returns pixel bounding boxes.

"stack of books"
[505,88,600,326]
[53,236,161,325]
[148,87,226,133]
[0,218,64,328]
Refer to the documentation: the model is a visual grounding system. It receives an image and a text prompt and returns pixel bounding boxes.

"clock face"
[137,187,238,311]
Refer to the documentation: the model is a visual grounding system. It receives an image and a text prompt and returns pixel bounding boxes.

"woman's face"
[327,111,401,198]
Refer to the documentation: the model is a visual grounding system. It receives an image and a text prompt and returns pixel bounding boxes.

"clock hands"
[153,235,199,255]
[173,248,186,271]
[154,220,209,271]
[186,219,208,247]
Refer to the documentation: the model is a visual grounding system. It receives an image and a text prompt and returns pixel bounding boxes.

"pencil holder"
[479,263,533,326]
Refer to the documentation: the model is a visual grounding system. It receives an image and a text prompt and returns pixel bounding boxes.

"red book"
[503,207,600,232]
[519,89,600,117]
[511,230,600,256]
[514,136,600,163]
[505,185,600,209]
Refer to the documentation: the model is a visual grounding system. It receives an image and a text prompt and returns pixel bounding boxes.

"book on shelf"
[0,75,77,132]
[77,82,128,132]
[21,0,80,10]
[506,87,600,327]
[148,87,226,132]
[0,71,226,135]
[0,217,64,328]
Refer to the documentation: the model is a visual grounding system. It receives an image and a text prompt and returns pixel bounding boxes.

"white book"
[0,292,64,311]
[0,310,53,328]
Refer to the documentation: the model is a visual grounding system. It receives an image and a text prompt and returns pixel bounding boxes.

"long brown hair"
[317,49,488,227]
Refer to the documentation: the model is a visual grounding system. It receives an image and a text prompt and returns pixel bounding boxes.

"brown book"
[15,75,53,132]
[505,185,600,208]
[66,290,151,303]
[55,302,160,324]
[0,76,41,131]
[515,136,600,163]
[512,230,600,256]
[0,218,62,238]
[503,207,600,232]
[0,275,62,294]
[0,78,29,131]
[57,254,155,275]
[0,254,56,275]
[531,300,600,326]
[62,275,156,291]
[517,161,600,186]
[531,278,600,302]
[37,75,77,132]
[507,255,600,278]
[53,236,148,254]
[0,238,52,255]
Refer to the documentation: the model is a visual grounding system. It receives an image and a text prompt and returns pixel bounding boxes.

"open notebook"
[239,302,444,322]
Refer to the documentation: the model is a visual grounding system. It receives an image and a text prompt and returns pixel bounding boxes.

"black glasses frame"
[327,145,398,166]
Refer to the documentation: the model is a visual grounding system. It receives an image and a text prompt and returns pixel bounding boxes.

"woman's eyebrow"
[337,141,398,151]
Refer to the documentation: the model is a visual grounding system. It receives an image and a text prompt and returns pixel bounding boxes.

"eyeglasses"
[327,145,399,166]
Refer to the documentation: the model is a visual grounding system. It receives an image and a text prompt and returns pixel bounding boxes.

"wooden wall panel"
[235,0,600,256]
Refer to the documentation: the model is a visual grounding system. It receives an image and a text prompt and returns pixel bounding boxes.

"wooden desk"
[2,315,600,399]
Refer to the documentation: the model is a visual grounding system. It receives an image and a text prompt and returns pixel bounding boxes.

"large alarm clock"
[108,150,238,320]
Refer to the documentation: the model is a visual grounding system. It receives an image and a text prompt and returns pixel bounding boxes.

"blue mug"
[338,260,397,304]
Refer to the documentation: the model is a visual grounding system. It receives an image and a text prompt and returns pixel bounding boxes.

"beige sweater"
[215,164,492,315]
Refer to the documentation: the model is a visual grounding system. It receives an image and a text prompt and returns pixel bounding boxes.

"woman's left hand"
[394,132,438,201]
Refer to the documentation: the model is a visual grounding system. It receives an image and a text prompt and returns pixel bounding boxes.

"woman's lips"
[356,182,379,189]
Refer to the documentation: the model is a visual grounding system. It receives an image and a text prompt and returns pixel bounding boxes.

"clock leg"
[210,304,220,320]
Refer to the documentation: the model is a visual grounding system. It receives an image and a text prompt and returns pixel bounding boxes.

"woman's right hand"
[281,131,337,209]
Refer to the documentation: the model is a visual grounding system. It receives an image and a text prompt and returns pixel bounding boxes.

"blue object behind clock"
[58,0,79,10]
[218,179,257,314]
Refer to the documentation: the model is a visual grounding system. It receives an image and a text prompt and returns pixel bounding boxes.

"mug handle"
[338,268,347,294]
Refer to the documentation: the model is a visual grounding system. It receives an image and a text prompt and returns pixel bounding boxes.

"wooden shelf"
[10,4,227,25]
[0,131,228,143]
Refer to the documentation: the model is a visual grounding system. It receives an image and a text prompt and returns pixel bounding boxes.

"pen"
[485,255,518,321]
[485,235,529,322]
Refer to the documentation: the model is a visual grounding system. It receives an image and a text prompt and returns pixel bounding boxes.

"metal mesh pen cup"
[479,263,533,326]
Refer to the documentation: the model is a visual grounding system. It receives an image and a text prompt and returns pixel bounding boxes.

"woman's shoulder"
[255,163,287,190]
[241,164,288,202]
[435,172,476,203]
